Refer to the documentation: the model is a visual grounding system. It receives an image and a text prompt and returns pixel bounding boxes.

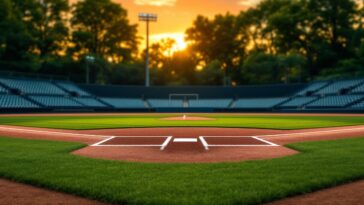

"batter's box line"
[90,136,173,150]
[199,136,280,150]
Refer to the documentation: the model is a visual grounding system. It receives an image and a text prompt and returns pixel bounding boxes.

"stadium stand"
[189,99,232,108]
[148,99,184,108]
[56,81,91,96]
[352,101,364,109]
[99,98,146,109]
[0,95,39,108]
[295,82,328,96]
[280,96,318,108]
[73,97,108,108]
[0,85,8,93]
[0,77,67,95]
[1,75,364,112]
[351,83,364,94]
[233,98,288,109]
[306,95,364,108]
[315,79,364,95]
[29,96,83,108]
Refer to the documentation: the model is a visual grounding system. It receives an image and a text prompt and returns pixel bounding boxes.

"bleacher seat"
[29,96,83,108]
[316,80,363,95]
[73,98,108,108]
[351,101,364,109]
[0,78,66,95]
[351,84,364,94]
[0,95,39,108]
[189,99,232,108]
[100,98,146,108]
[306,95,363,108]
[57,82,91,96]
[296,82,328,96]
[234,98,288,109]
[148,99,183,108]
[280,97,318,108]
[0,85,8,93]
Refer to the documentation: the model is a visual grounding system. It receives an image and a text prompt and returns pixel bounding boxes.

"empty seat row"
[306,95,363,108]
[56,82,91,96]
[100,98,146,108]
[0,78,66,95]
[29,96,83,108]
[147,99,183,108]
[0,95,39,108]
[233,98,288,109]
[316,80,363,95]
[0,85,8,93]
[280,96,318,108]
[189,99,232,108]
[296,82,328,96]
[73,98,108,108]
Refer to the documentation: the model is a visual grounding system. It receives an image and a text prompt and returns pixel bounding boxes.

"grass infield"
[0,114,364,129]
[0,137,363,205]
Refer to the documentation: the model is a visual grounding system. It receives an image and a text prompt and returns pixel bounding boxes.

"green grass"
[1,114,364,130]
[0,136,364,205]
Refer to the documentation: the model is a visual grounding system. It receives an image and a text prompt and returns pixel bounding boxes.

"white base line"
[252,137,279,146]
[161,136,173,150]
[91,136,115,146]
[199,136,209,150]
[200,136,279,147]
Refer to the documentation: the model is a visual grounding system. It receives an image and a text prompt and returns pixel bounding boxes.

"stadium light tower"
[139,13,157,87]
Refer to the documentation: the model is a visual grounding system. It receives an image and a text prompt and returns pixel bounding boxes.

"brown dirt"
[266,180,364,205]
[0,179,108,205]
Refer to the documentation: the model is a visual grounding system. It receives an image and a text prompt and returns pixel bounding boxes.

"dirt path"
[266,180,364,205]
[0,179,109,205]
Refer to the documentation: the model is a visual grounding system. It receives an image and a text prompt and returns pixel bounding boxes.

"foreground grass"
[1,115,364,129]
[0,137,364,205]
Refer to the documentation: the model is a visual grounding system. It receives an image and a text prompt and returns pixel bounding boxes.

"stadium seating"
[148,99,183,108]
[29,96,83,108]
[306,95,364,108]
[0,78,66,95]
[100,98,146,108]
[189,99,232,108]
[280,96,318,108]
[73,98,108,108]
[295,82,328,96]
[316,80,363,95]
[0,95,39,108]
[56,82,91,96]
[351,101,364,109]
[0,85,8,93]
[233,98,288,109]
[351,83,364,94]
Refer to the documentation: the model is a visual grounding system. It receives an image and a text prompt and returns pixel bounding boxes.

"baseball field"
[0,113,364,205]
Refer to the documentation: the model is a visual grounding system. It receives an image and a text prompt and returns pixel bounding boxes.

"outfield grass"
[1,114,364,130]
[0,137,364,205]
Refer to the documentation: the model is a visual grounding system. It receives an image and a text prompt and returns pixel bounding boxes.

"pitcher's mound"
[161,116,215,121]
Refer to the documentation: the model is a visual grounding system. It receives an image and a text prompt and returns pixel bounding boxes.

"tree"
[186,13,246,85]
[71,0,138,62]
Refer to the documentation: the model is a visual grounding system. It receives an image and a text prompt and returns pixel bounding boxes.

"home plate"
[174,138,198,143]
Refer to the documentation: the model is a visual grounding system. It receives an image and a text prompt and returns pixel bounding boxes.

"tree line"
[1,0,364,85]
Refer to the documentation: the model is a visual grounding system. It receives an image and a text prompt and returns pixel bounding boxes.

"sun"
[150,33,188,53]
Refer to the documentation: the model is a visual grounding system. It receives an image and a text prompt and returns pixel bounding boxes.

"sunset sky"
[101,0,261,50]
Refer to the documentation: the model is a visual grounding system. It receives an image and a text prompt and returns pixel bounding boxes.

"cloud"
[238,0,261,7]
[134,0,177,7]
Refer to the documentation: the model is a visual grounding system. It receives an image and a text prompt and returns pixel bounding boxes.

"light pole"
[139,13,157,87]
[85,55,95,84]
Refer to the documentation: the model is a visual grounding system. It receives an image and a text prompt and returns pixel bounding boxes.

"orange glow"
[150,33,188,53]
